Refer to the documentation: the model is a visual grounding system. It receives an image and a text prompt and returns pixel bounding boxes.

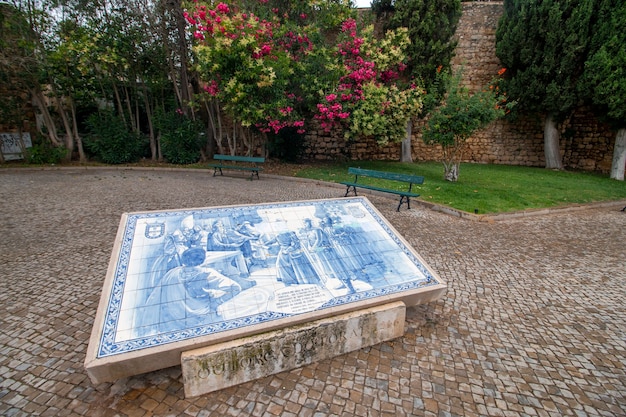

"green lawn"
[293,161,626,214]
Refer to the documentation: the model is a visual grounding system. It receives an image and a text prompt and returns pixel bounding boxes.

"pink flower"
[341,19,357,33]
[216,3,230,14]
[325,94,337,102]
[279,106,293,115]
[204,80,219,96]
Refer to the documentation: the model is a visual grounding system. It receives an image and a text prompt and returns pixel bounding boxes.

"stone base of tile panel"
[181,301,406,397]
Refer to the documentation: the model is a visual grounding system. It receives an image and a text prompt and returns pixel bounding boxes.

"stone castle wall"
[303,1,617,173]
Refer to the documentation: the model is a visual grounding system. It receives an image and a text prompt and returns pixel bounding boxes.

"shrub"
[85,112,147,164]
[25,135,68,164]
[156,112,204,165]
[266,127,305,162]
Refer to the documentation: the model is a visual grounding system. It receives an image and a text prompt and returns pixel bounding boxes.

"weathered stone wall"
[303,1,618,174]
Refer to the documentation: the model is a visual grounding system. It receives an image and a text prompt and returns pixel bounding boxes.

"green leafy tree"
[579,0,626,180]
[372,0,461,161]
[85,111,147,164]
[422,70,504,182]
[0,3,35,162]
[496,0,595,170]
[0,1,65,152]
[187,1,354,156]
[314,20,424,145]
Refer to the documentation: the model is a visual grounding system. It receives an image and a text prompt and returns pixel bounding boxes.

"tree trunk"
[444,162,459,182]
[610,128,626,181]
[166,0,192,114]
[141,84,157,161]
[54,94,75,161]
[112,82,127,127]
[543,113,563,169]
[70,102,86,162]
[401,119,413,162]
[29,87,61,146]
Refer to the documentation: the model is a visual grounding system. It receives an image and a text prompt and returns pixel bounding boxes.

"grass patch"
[295,161,626,214]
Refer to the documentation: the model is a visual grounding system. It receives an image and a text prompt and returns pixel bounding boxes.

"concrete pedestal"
[181,301,406,397]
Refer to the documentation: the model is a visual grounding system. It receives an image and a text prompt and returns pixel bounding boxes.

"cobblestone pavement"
[1,168,624,417]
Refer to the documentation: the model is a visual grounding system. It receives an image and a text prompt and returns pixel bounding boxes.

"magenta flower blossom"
[216,3,230,14]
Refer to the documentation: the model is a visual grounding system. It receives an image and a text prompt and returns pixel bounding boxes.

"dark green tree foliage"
[496,0,594,169]
[495,0,594,119]
[580,0,625,125]
[373,0,461,101]
[156,111,204,165]
[85,112,147,164]
[0,4,36,129]
[580,0,626,180]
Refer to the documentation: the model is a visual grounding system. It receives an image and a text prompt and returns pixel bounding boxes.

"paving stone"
[0,168,625,416]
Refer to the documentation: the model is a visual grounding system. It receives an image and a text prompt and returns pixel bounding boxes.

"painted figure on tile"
[162,215,204,269]
[207,220,254,258]
[332,225,385,281]
[316,217,358,293]
[139,247,241,335]
[300,218,356,293]
[275,231,322,286]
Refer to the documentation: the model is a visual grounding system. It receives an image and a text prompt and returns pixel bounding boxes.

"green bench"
[340,167,424,211]
[208,154,265,180]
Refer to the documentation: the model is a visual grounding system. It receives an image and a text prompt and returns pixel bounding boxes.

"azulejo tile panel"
[85,197,445,383]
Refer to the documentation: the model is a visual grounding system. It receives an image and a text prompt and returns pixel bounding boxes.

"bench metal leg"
[213,167,222,177]
[397,196,410,211]
[344,185,358,197]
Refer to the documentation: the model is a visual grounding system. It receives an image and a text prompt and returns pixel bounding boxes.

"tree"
[372,0,461,161]
[580,0,626,180]
[0,1,66,152]
[0,3,38,161]
[314,19,424,145]
[422,70,504,181]
[496,0,595,170]
[187,1,355,155]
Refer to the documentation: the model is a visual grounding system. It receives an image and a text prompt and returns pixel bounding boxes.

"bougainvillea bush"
[315,19,424,145]
[186,1,423,147]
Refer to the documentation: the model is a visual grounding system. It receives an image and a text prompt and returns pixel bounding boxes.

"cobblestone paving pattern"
[0,168,624,417]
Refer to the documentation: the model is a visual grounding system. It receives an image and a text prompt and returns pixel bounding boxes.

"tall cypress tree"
[495,0,595,169]
[372,0,462,161]
[374,0,460,92]
[580,0,626,180]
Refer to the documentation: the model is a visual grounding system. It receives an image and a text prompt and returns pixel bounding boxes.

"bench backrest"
[214,154,265,163]
[348,167,424,184]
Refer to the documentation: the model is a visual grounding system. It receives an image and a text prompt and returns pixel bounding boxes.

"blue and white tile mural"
[98,197,440,358]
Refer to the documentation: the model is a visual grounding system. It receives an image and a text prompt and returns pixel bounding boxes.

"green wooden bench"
[340,167,424,211]
[208,154,265,180]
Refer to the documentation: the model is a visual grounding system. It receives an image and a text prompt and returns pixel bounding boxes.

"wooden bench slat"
[214,154,265,163]
[347,167,424,184]
[207,164,264,172]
